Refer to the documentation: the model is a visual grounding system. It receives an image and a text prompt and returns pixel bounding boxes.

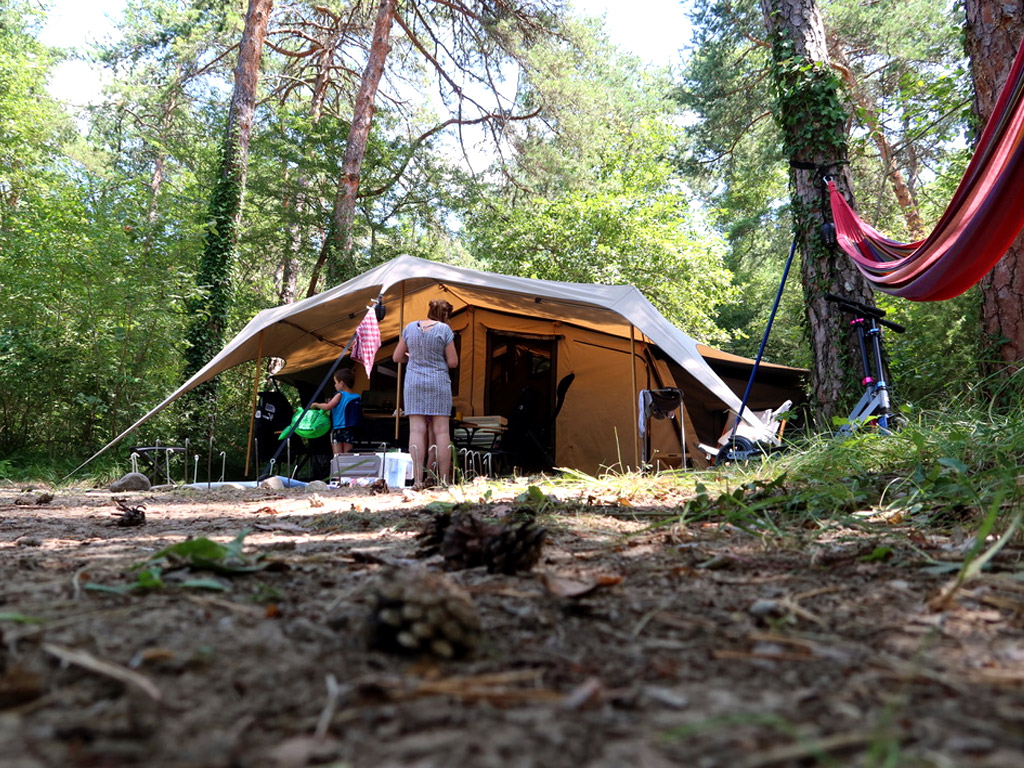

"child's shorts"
[331,428,354,445]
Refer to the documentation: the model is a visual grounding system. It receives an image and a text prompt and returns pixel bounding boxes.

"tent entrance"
[485,332,558,471]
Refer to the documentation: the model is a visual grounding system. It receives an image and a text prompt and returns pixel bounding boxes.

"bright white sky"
[40,0,694,105]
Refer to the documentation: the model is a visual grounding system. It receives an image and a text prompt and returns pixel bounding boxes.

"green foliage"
[144,528,264,573]
[709,378,1024,533]
[0,611,46,624]
[680,1,808,365]
[0,0,994,484]
[0,4,193,461]
[85,529,262,595]
[463,24,737,340]
[766,40,848,161]
[514,484,559,514]
[879,289,982,404]
[86,564,234,594]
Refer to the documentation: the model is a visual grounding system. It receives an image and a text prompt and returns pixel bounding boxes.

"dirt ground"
[2,476,1023,768]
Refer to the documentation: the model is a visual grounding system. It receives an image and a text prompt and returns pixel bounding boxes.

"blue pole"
[727,234,799,448]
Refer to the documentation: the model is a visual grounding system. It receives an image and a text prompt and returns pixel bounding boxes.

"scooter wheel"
[721,436,762,462]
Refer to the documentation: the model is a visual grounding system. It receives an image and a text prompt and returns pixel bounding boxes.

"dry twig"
[42,642,162,702]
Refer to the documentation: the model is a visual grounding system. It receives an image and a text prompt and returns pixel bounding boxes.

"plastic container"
[382,452,413,489]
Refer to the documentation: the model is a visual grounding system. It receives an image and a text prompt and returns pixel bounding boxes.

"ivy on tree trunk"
[760,0,876,426]
[183,0,273,422]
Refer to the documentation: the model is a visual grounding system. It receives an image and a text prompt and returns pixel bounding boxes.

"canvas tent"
[88,255,804,475]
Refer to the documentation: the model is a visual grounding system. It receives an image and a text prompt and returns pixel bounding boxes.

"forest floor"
[1,475,1023,768]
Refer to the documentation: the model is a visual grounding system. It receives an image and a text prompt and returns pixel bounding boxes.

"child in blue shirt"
[311,368,362,455]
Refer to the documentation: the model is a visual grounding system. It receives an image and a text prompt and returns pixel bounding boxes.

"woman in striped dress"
[392,299,459,487]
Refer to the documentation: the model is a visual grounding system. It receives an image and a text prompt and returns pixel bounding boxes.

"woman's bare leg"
[429,415,452,484]
[408,415,428,487]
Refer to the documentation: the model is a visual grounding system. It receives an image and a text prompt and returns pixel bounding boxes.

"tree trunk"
[313,0,396,293]
[964,0,1024,371]
[760,0,877,425]
[183,0,273,422]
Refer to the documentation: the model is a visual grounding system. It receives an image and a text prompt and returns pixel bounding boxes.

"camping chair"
[638,388,685,469]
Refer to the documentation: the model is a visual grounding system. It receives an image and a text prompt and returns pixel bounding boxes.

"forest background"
[0,0,1005,479]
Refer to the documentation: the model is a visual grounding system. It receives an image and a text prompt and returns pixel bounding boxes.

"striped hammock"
[828,36,1024,301]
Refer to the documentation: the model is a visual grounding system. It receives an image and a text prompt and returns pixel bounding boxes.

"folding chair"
[638,388,684,468]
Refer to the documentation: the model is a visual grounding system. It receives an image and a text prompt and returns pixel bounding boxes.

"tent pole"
[727,232,799,448]
[395,283,405,441]
[630,325,639,469]
[244,330,265,478]
[469,306,476,414]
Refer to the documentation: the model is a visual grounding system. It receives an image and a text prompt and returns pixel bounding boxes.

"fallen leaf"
[539,572,622,598]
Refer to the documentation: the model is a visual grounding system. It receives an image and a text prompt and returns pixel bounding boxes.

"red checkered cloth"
[351,307,381,378]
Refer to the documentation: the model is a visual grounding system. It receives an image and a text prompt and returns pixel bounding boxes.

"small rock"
[749,599,786,619]
[305,480,330,492]
[109,473,151,492]
[643,685,690,710]
[260,476,285,490]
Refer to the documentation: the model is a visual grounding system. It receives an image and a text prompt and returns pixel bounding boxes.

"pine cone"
[112,498,146,527]
[367,568,480,659]
[414,511,452,557]
[484,521,547,575]
[439,512,504,571]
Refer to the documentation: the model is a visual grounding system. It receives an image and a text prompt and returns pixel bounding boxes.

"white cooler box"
[330,452,412,489]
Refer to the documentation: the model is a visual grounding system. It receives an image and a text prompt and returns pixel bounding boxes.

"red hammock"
[828,36,1024,301]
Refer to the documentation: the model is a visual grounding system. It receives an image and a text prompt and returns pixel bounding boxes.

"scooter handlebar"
[824,293,906,333]
[824,292,884,318]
